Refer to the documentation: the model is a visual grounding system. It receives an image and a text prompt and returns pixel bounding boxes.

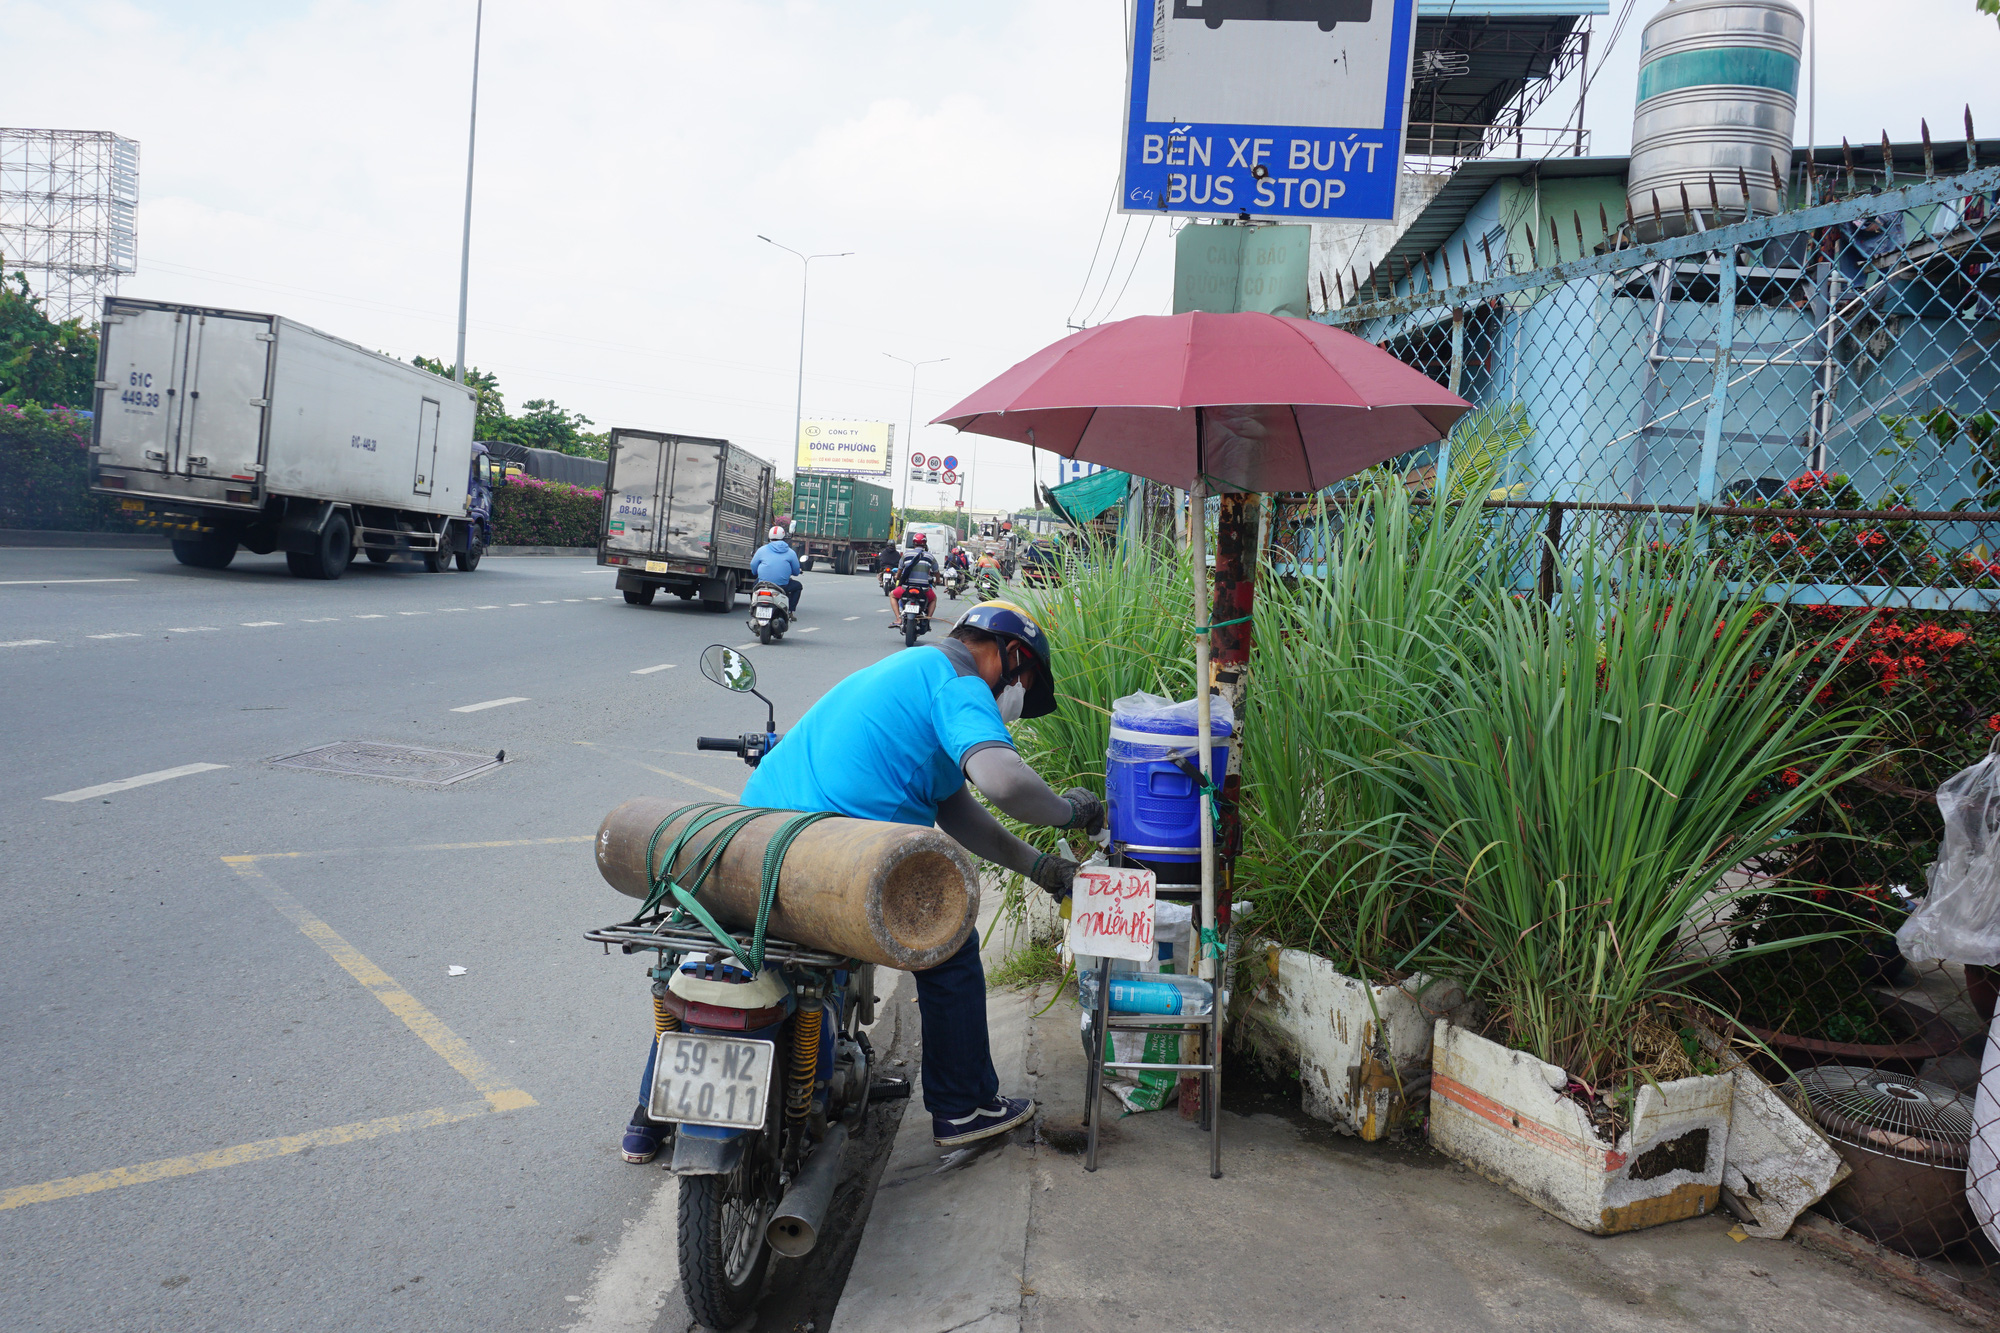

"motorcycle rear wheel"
[677,1153,774,1332]
[759,622,773,645]
[903,617,920,648]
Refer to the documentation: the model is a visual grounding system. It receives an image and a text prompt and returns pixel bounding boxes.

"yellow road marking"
[221,858,535,1112]
[0,857,538,1211]
[1,1100,492,1211]
[638,764,738,801]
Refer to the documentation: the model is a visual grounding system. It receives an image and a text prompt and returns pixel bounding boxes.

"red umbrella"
[931,310,1469,493]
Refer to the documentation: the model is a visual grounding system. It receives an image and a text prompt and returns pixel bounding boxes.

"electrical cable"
[1100,216,1158,322]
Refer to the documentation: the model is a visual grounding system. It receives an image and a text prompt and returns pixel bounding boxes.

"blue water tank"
[1105,693,1234,863]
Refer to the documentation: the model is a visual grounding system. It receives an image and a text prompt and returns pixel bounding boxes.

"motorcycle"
[974,570,1002,601]
[586,646,904,1332]
[894,584,932,648]
[943,565,968,601]
[746,580,790,645]
[878,564,897,596]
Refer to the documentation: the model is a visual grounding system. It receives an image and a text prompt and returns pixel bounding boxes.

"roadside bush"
[490,473,603,547]
[0,403,138,532]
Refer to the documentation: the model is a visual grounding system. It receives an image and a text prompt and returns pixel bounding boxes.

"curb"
[485,546,596,556]
[0,529,163,548]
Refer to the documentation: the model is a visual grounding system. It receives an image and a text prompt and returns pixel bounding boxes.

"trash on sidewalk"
[1688,1021,1850,1239]
[447,964,468,977]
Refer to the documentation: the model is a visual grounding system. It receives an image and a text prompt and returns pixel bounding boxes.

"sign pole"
[759,237,852,482]
[886,354,947,530]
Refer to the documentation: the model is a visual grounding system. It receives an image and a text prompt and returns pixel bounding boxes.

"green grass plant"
[1346,531,1880,1085]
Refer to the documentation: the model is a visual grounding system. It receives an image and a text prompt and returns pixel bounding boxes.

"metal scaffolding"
[0,128,139,325]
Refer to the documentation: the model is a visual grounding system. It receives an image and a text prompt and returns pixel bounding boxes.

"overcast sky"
[6,1,1999,511]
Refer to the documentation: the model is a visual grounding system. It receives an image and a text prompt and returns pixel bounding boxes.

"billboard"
[796,419,893,476]
[1119,0,1419,223]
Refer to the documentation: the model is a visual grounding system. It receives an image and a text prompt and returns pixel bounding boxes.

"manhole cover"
[270,741,503,787]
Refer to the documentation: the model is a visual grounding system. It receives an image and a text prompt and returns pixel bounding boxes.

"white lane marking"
[586,596,605,601]
[439,607,468,613]
[475,605,499,609]
[508,603,528,607]
[46,762,228,803]
[301,617,340,623]
[569,1174,682,1331]
[0,578,139,586]
[2,638,55,647]
[241,621,284,627]
[451,696,529,713]
[800,626,820,633]
[843,616,859,621]
[562,598,581,603]
[537,600,558,604]
[399,611,428,616]
[733,643,759,651]
[87,633,142,640]
[630,664,675,675]
[163,626,219,633]
[354,614,386,620]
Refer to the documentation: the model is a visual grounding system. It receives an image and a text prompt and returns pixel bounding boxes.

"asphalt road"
[0,547,938,1333]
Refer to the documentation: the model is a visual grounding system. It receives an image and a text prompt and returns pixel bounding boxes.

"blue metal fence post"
[1696,245,1740,507]
[1435,307,1465,499]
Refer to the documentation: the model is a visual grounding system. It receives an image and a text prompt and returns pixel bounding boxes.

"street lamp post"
[453,0,483,386]
[759,236,852,481]
[884,353,947,527]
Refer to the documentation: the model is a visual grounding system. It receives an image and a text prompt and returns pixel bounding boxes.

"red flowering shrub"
[489,473,604,547]
[0,403,142,531]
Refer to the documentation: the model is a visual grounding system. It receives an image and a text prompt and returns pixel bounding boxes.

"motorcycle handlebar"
[696,736,744,753]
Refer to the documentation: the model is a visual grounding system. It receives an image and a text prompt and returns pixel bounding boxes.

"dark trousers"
[782,577,802,615]
[635,927,996,1119]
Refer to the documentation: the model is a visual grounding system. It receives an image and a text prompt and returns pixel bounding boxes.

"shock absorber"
[787,1004,823,1124]
[651,972,680,1037]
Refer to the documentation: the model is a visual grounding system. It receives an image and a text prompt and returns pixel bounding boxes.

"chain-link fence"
[1289,163,2000,1309]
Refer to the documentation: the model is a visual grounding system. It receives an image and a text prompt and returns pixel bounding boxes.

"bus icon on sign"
[1172,0,1372,32]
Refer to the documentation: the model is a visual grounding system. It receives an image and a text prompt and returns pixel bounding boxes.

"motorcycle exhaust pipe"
[766,1122,850,1258]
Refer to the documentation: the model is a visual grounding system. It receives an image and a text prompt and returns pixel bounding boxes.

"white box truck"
[598,428,773,610]
[89,298,490,578]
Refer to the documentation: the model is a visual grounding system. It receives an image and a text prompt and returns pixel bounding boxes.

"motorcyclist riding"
[620,599,1103,1160]
[750,525,803,616]
[945,546,971,573]
[893,531,941,619]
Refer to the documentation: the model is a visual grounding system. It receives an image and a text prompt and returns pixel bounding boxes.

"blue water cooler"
[1104,693,1233,887]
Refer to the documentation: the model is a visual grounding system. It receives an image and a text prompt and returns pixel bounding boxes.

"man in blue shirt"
[621,600,1103,1159]
[749,525,804,616]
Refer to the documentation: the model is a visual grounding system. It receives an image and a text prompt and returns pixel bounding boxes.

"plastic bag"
[1896,739,2000,966]
[1109,691,1234,757]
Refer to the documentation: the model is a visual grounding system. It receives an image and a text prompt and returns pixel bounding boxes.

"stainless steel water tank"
[1627,0,1803,238]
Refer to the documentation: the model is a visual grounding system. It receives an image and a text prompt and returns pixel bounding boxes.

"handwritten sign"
[1068,865,1158,962]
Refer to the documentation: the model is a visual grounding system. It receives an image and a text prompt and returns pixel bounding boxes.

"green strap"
[1192,613,1252,634]
[630,803,839,972]
[1200,925,1224,961]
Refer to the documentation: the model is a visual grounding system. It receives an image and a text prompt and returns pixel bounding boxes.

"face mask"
[996,681,1027,724]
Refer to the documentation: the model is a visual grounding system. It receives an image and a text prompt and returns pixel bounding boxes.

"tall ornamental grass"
[1240,475,1535,976]
[1348,533,1880,1085]
[1014,533,1193,810]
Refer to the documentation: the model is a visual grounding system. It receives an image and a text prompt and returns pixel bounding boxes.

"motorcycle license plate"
[648,1034,773,1130]
[755,606,773,619]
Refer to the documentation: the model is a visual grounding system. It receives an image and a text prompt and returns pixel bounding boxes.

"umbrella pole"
[1189,471,1215,983]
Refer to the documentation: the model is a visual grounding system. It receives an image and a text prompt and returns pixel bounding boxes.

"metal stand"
[1082,844,1230,1179]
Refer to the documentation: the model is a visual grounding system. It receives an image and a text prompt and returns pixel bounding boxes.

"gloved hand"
[1060,788,1106,836]
[1029,852,1076,900]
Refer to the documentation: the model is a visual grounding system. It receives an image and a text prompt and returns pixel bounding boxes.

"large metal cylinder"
[1627,0,1803,238]
[595,799,978,970]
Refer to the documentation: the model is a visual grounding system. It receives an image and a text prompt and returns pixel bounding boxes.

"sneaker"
[932,1095,1035,1147]
[622,1115,669,1164]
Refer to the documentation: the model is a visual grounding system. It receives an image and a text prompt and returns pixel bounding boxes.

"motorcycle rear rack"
[586,920,851,970]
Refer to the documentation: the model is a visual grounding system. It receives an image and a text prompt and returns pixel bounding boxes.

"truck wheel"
[455,543,483,572]
[172,535,238,570]
[623,587,656,606]
[799,556,815,573]
[286,512,353,580]
[834,549,853,576]
[703,572,735,612]
[365,548,392,564]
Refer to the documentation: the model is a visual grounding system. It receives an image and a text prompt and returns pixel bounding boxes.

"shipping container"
[599,429,773,610]
[788,472,894,573]
[90,298,487,578]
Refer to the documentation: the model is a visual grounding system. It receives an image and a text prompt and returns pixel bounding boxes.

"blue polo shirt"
[740,641,1013,826]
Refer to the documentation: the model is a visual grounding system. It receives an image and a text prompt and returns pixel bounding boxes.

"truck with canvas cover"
[89,299,488,578]
[600,429,773,610]
[788,473,893,574]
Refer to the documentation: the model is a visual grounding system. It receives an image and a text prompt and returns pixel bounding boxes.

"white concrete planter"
[1233,945,1468,1140]
[1429,1021,1733,1235]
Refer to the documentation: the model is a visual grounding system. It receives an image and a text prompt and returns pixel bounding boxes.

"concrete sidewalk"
[832,965,1969,1333]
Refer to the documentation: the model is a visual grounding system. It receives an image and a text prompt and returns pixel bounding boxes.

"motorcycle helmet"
[769,525,787,540]
[909,532,927,548]
[952,600,1055,720]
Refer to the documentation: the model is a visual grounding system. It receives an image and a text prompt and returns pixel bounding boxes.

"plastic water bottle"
[1078,970,1213,1016]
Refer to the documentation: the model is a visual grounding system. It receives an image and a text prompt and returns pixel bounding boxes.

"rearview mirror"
[700,644,756,692]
